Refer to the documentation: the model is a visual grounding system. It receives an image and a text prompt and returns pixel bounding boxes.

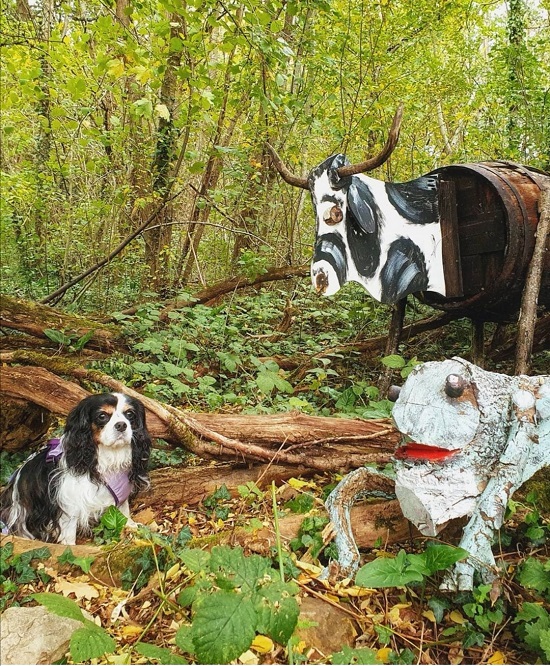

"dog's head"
[63,393,151,489]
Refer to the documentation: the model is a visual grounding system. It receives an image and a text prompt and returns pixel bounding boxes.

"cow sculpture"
[267,107,449,304]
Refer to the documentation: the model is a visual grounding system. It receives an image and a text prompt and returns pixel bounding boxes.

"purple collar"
[45,438,132,507]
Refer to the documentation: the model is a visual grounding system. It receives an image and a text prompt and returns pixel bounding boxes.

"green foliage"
[380,355,420,379]
[331,644,379,664]
[92,506,128,544]
[355,543,468,588]
[202,484,232,521]
[0,542,52,610]
[174,545,300,664]
[33,592,116,662]
[513,602,550,661]
[57,547,95,574]
[43,328,95,351]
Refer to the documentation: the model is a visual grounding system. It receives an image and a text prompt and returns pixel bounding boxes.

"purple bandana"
[45,438,132,506]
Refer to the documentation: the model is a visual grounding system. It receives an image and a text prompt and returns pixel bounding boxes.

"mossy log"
[0,295,126,353]
[0,361,398,471]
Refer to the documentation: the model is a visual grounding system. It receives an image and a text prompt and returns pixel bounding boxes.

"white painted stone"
[0,605,82,665]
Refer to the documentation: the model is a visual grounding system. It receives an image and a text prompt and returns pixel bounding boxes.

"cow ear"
[347,177,376,233]
[328,154,351,190]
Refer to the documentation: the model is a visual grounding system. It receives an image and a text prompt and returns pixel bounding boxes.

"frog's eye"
[445,374,467,398]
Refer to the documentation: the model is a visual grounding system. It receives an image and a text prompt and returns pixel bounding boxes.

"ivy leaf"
[57,547,95,574]
[135,641,187,664]
[100,506,127,532]
[355,550,424,588]
[70,625,116,662]
[191,591,257,664]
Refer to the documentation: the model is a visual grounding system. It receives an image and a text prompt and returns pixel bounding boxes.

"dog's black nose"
[114,421,127,432]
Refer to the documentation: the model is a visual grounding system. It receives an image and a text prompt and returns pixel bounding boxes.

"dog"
[0,393,151,544]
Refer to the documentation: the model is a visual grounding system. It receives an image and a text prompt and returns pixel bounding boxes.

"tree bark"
[0,362,398,470]
[515,186,550,374]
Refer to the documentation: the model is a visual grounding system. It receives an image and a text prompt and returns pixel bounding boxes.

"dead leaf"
[55,577,99,600]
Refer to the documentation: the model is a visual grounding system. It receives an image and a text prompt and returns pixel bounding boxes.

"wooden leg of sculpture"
[378,298,407,397]
[324,467,396,579]
[515,185,550,375]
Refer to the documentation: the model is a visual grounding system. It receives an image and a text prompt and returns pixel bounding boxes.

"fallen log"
[0,361,398,471]
[0,295,125,353]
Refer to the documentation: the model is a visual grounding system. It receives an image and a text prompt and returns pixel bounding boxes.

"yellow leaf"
[422,609,437,623]
[107,58,125,78]
[239,649,259,664]
[295,560,322,575]
[165,563,180,580]
[388,603,411,624]
[487,651,506,664]
[120,625,143,638]
[376,647,392,664]
[251,635,274,654]
[287,478,313,489]
[155,103,170,121]
[449,610,467,624]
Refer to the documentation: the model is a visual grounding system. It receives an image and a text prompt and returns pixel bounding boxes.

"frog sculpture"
[326,357,550,590]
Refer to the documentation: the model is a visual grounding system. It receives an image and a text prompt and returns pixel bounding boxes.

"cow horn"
[336,104,404,178]
[265,143,309,190]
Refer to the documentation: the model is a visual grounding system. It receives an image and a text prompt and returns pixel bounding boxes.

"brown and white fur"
[0,393,151,544]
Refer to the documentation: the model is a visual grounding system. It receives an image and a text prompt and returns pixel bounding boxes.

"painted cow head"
[267,107,447,303]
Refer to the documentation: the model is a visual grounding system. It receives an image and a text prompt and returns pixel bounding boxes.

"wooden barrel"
[423,161,550,321]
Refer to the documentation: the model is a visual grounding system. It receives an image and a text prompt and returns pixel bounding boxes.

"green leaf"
[175,624,195,654]
[284,493,314,514]
[32,592,86,622]
[74,329,95,351]
[518,558,550,593]
[381,354,406,369]
[540,629,550,660]
[256,371,275,393]
[178,548,211,573]
[331,644,379,664]
[135,642,188,664]
[255,582,300,645]
[191,591,257,664]
[70,625,116,662]
[420,543,469,575]
[355,550,424,588]
[44,328,72,345]
[100,506,127,533]
[514,602,549,624]
[209,546,271,594]
[57,547,95,574]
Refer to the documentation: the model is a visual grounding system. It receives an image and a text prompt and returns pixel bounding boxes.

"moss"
[519,467,550,514]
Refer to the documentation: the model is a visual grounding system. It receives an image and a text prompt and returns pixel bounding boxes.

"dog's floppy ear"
[63,396,99,479]
[129,398,151,492]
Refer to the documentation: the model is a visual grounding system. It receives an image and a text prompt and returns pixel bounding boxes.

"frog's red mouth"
[395,443,460,461]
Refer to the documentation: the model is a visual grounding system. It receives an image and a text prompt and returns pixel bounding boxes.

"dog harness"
[45,438,132,507]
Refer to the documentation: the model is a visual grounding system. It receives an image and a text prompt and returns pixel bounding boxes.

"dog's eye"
[96,412,110,425]
[124,410,136,422]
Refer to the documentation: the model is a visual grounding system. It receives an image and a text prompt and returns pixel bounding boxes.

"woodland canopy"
[1,1,549,665]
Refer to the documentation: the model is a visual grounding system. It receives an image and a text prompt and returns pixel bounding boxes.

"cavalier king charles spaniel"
[0,393,151,544]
